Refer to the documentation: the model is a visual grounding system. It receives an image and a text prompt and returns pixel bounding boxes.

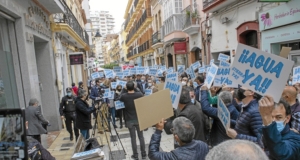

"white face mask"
[148,83,152,87]
[182,81,187,85]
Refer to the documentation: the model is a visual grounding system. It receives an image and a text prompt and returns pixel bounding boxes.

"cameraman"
[90,79,109,134]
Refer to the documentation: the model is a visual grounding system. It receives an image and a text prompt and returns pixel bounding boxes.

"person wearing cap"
[59,87,79,141]
[25,98,49,143]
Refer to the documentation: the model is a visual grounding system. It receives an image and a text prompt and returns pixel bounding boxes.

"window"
[174,0,182,14]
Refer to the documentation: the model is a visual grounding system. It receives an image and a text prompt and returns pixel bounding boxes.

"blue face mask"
[276,120,285,133]
[67,92,72,97]
[191,99,195,104]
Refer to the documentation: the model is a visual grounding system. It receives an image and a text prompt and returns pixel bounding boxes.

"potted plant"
[191,11,198,24]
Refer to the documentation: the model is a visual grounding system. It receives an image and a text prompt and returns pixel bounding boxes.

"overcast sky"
[89,0,128,33]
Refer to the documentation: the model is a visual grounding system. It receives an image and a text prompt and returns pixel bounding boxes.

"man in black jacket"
[165,86,206,148]
[59,87,79,141]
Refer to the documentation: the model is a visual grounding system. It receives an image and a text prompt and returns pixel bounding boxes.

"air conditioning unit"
[158,48,163,54]
[221,17,230,24]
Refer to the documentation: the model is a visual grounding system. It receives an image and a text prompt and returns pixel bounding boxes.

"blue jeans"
[109,107,116,125]
[80,129,90,140]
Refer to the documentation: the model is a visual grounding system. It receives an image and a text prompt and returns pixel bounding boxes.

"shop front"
[260,0,300,67]
[165,42,189,69]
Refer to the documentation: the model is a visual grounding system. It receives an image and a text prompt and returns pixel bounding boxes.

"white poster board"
[204,63,218,89]
[91,72,101,80]
[111,82,117,89]
[230,43,294,102]
[116,80,127,88]
[164,79,183,109]
[144,89,152,96]
[292,66,300,85]
[166,72,178,82]
[218,53,230,62]
[217,98,230,131]
[104,70,114,78]
[115,101,125,110]
[191,61,201,71]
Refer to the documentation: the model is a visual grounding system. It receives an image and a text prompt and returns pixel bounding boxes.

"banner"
[217,98,230,131]
[204,63,218,89]
[166,72,178,82]
[104,69,114,79]
[144,89,152,96]
[111,82,117,89]
[230,43,293,102]
[164,79,183,108]
[218,53,230,62]
[115,101,125,110]
[191,61,201,71]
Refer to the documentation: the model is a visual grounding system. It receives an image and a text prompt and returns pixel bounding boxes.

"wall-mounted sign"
[174,42,187,54]
[70,54,84,65]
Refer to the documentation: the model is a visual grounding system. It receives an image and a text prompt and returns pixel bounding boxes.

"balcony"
[127,40,154,60]
[125,9,152,46]
[52,0,89,50]
[124,0,145,32]
[203,0,236,13]
[182,5,200,35]
[37,0,64,13]
[152,31,163,49]
[163,14,186,43]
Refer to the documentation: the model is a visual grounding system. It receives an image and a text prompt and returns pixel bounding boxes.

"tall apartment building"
[90,11,115,37]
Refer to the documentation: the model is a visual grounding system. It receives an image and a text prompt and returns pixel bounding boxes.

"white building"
[90,11,115,37]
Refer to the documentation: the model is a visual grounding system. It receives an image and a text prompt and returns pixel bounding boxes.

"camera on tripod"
[94,86,105,105]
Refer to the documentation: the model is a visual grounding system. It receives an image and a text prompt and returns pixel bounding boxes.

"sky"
[89,0,128,33]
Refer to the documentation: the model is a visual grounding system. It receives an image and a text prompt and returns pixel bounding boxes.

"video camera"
[94,86,106,104]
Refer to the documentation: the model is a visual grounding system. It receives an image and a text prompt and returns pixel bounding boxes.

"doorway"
[167,53,173,67]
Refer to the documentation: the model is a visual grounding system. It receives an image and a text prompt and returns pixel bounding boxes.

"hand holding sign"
[258,95,274,125]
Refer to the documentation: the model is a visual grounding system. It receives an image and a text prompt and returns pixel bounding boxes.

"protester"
[259,96,300,159]
[181,76,188,86]
[226,87,263,145]
[119,81,146,160]
[115,85,125,128]
[75,89,97,140]
[137,75,148,94]
[281,86,300,133]
[149,117,209,160]
[205,139,268,160]
[72,82,78,96]
[59,87,79,141]
[25,98,49,143]
[78,81,84,95]
[194,75,205,102]
[200,88,239,146]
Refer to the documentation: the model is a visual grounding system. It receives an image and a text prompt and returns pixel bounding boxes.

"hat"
[66,87,72,92]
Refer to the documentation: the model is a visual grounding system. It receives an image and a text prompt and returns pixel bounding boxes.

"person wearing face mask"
[149,117,209,160]
[259,95,300,160]
[59,87,79,141]
[226,86,263,146]
[137,75,148,94]
[115,85,125,128]
[181,76,188,86]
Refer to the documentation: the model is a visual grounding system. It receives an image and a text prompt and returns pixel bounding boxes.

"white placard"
[191,61,201,71]
[166,68,173,74]
[166,72,178,82]
[230,43,293,102]
[103,89,112,98]
[91,72,100,80]
[218,53,230,62]
[164,79,183,109]
[123,70,130,76]
[204,63,218,89]
[115,72,124,79]
[144,89,152,96]
[217,98,230,131]
[116,80,127,87]
[149,69,157,76]
[292,66,300,85]
[108,91,114,99]
[136,67,145,75]
[177,65,185,70]
[198,67,206,73]
[111,82,117,89]
[115,101,125,110]
[104,69,114,79]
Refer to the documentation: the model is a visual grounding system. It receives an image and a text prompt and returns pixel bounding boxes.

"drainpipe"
[200,17,207,65]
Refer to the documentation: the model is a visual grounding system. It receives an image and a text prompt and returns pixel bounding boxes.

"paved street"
[47,120,174,159]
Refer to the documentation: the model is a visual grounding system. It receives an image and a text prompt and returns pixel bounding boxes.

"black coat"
[75,98,95,130]
[137,82,148,94]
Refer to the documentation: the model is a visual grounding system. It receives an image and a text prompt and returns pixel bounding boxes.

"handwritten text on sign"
[217,98,230,131]
[164,79,183,109]
[115,101,125,110]
[230,43,294,102]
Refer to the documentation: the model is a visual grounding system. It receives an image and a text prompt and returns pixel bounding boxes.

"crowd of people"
[25,65,300,160]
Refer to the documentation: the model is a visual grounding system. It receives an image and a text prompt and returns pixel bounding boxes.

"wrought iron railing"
[203,0,218,9]
[152,31,161,45]
[53,0,89,45]
[182,5,199,28]
[163,14,185,35]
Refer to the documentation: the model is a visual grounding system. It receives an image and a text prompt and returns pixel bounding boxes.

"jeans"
[117,109,125,126]
[126,121,146,157]
[109,107,116,125]
[80,129,90,140]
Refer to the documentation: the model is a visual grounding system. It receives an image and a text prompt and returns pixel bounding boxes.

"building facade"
[90,10,115,37]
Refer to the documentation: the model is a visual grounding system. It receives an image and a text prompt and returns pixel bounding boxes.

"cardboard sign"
[116,80,127,87]
[218,53,230,62]
[91,72,101,80]
[123,70,130,76]
[104,70,114,78]
[144,89,152,96]
[230,43,293,102]
[157,83,164,91]
[149,69,157,76]
[134,89,174,131]
[111,82,117,89]
[166,72,178,82]
[103,89,112,98]
[115,72,124,79]
[198,67,206,73]
[217,98,230,131]
[191,61,201,71]
[177,65,185,70]
[279,47,291,58]
[136,67,145,75]
[204,63,218,89]
[113,66,122,72]
[164,79,183,109]
[115,101,125,110]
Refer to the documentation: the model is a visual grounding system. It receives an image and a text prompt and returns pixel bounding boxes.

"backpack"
[27,136,56,160]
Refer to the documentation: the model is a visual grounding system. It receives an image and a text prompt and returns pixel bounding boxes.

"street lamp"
[94,31,102,38]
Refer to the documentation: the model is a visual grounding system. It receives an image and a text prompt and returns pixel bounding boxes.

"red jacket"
[72,86,78,96]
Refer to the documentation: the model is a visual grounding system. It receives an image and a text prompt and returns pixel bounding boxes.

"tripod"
[91,101,126,159]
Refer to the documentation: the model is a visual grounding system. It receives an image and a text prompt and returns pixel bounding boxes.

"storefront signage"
[174,42,187,54]
[259,0,300,31]
[69,54,84,65]
[24,5,51,38]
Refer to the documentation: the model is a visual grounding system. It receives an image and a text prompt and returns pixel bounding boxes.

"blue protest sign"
[210,59,214,65]
[166,72,178,82]
[218,53,230,62]
[113,66,122,72]
[136,67,145,75]
[177,65,185,70]
[104,69,114,79]
[130,67,136,75]
[204,63,218,89]
[191,61,201,71]
[99,72,104,78]
[144,67,149,75]
[149,69,157,76]
[217,98,230,131]
[164,79,183,109]
[230,43,294,102]
[123,70,130,76]
[167,68,174,74]
[198,67,206,73]
[219,61,230,67]
[91,72,100,80]
[103,89,112,98]
[186,67,196,80]
[157,69,163,77]
[178,67,184,75]
[144,89,152,96]
[116,80,127,87]
[115,72,124,79]
[108,91,114,99]
[111,82,117,89]
[292,66,300,85]
[214,66,232,87]
[160,65,167,71]
[115,101,125,110]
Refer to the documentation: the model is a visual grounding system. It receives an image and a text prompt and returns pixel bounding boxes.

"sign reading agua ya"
[230,43,294,102]
[166,72,178,82]
[115,101,125,110]
[104,69,114,78]
[164,79,183,109]
[91,72,101,80]
[103,89,112,98]
[204,63,218,89]
[111,82,117,89]
[217,98,230,131]
[144,89,152,96]
[292,66,300,85]
[214,61,236,87]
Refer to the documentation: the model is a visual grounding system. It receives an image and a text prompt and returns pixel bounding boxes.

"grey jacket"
[25,106,48,135]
